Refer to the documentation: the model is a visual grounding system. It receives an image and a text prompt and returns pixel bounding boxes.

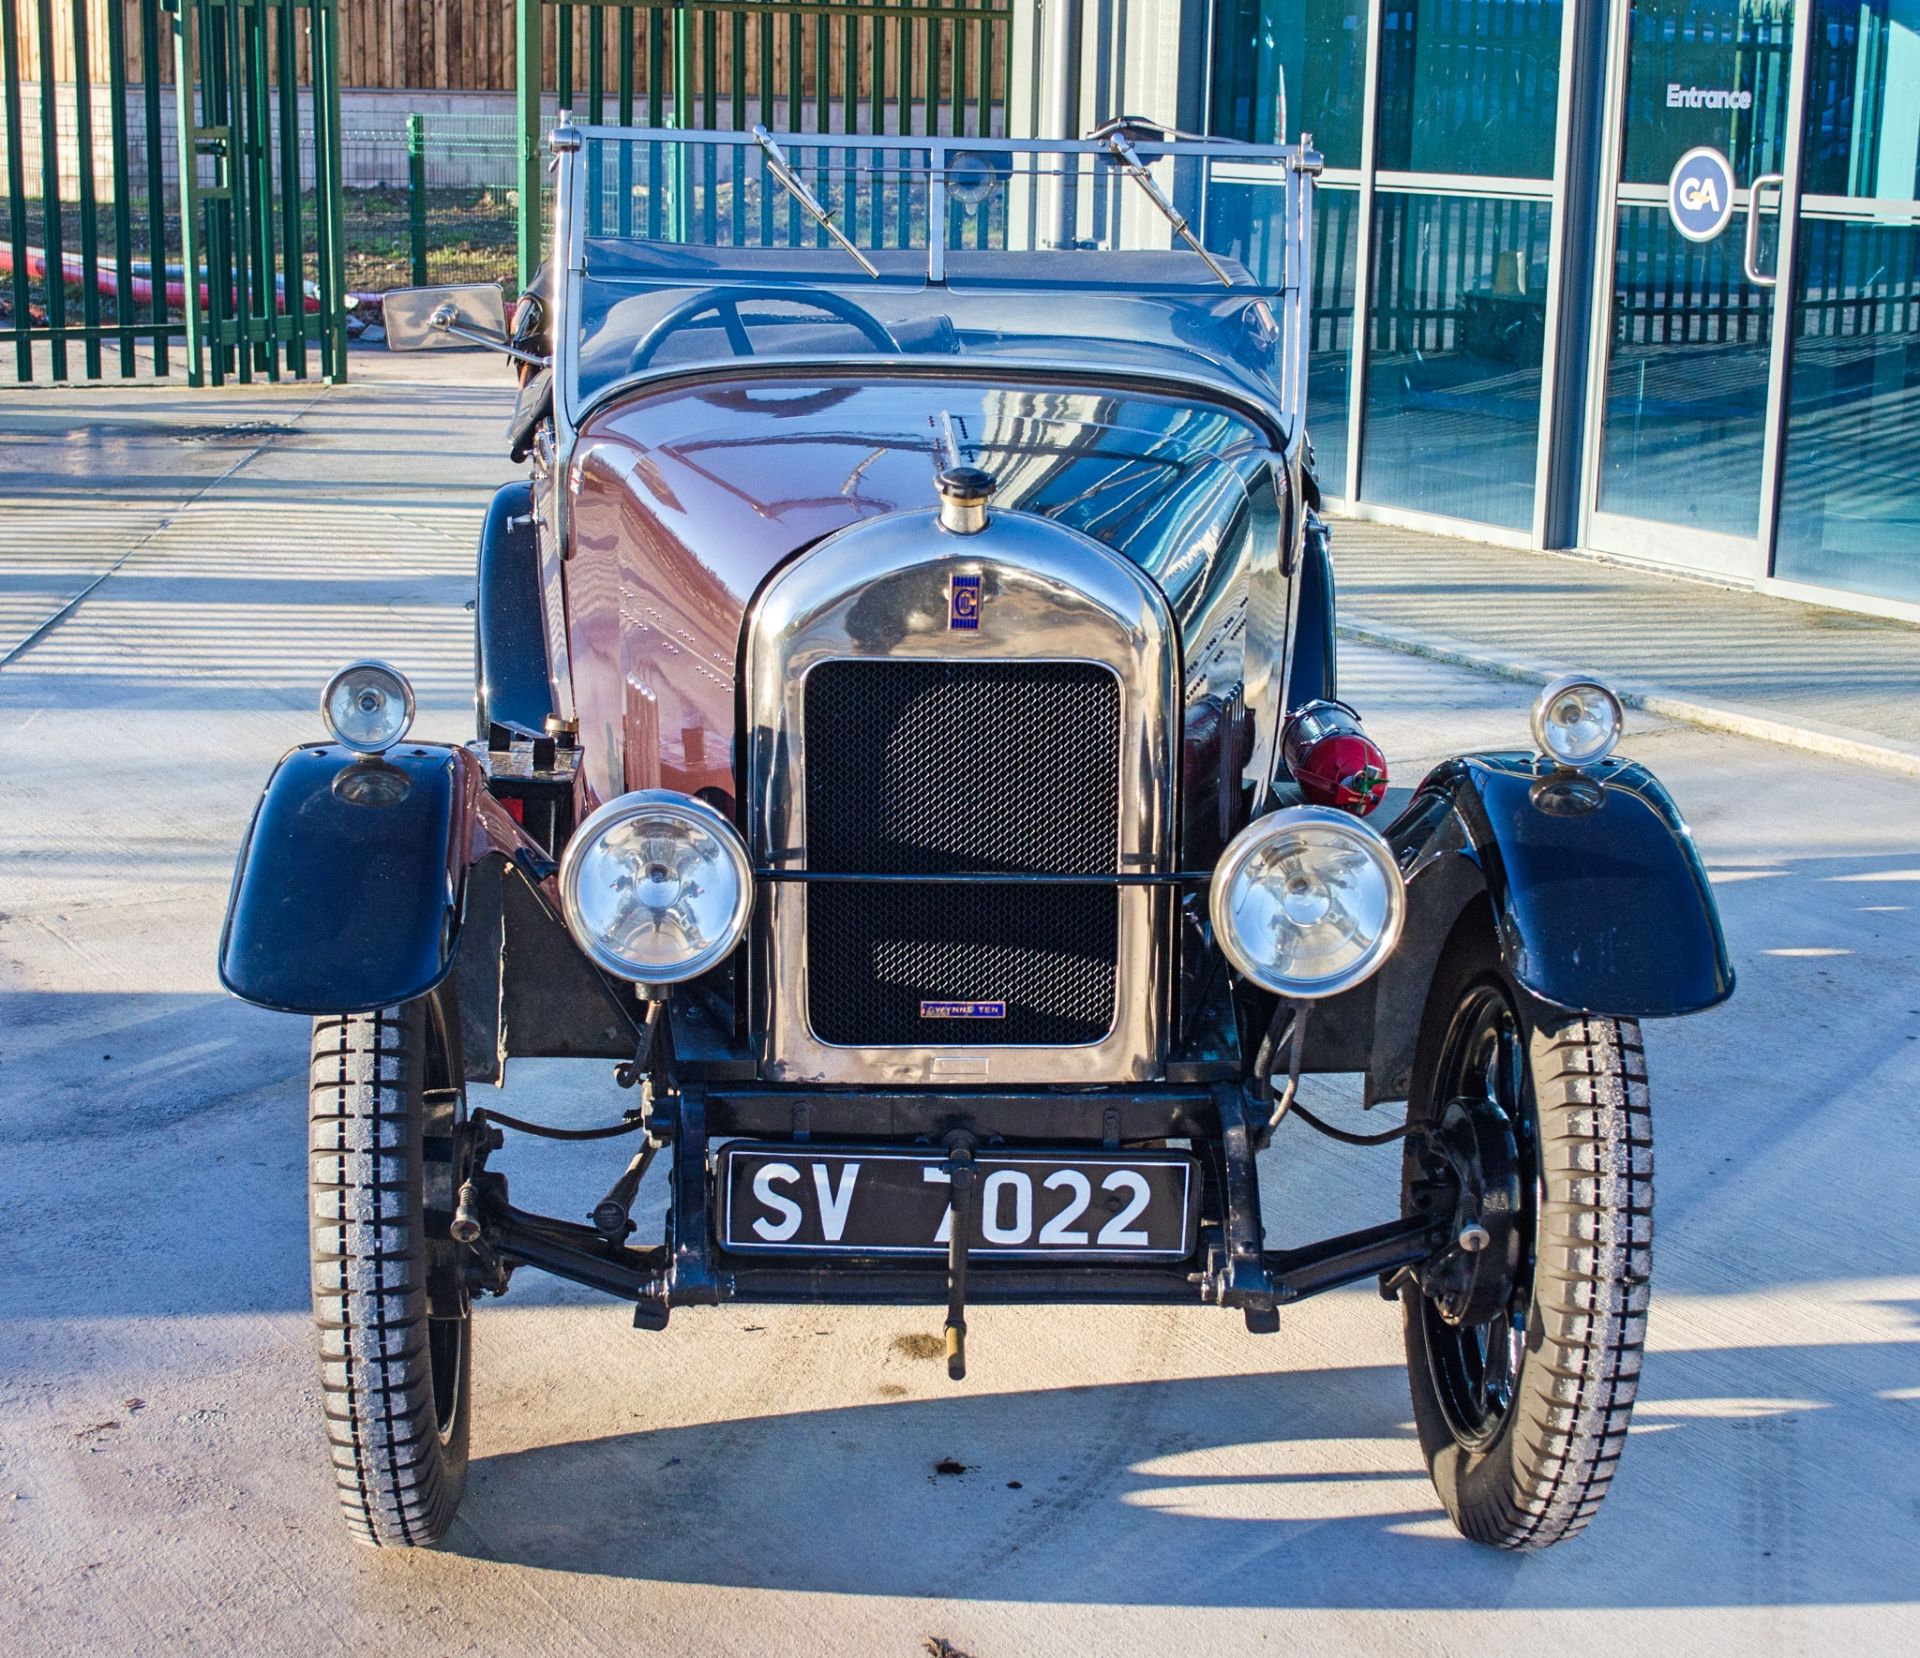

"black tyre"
[309,1002,471,1547]
[1401,931,1652,1549]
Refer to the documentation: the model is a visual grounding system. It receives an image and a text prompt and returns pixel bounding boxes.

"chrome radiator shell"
[744,505,1179,1085]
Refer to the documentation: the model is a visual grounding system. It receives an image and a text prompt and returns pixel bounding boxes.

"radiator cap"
[935,464,995,535]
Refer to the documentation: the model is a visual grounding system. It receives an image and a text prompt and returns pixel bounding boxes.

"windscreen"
[566,131,1302,412]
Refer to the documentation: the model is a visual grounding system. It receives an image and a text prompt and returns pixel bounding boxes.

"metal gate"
[1,0,346,384]
[513,0,1012,288]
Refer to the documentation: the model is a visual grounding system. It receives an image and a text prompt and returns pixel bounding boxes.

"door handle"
[1743,172,1786,286]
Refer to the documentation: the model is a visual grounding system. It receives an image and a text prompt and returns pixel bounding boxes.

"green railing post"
[313,0,346,382]
[72,0,101,379]
[142,0,171,377]
[106,0,137,378]
[407,112,429,285]
[35,0,66,379]
[171,0,205,385]
[245,0,277,380]
[198,0,229,385]
[670,2,690,242]
[516,0,543,290]
[275,0,305,379]
[1,0,31,381]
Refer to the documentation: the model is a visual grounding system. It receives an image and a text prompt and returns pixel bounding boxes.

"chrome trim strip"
[1372,170,1555,201]
[542,115,585,727]
[745,505,1179,1086]
[570,124,1299,159]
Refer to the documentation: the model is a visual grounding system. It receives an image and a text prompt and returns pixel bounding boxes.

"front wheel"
[1401,934,1652,1549]
[308,1002,471,1547]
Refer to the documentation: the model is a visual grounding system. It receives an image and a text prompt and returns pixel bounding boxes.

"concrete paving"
[2,359,1917,1656]
[1331,518,1920,773]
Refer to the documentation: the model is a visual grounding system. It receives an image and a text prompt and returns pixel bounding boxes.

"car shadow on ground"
[451,1334,1920,1611]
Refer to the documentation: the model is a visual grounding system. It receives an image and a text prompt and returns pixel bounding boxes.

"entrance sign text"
[1666,84,1758,111]
[1667,84,1755,110]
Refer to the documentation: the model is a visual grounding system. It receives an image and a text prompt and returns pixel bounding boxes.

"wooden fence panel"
[12,2,1000,98]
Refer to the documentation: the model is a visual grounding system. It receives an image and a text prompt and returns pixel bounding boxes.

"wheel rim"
[1419,983,1539,1450]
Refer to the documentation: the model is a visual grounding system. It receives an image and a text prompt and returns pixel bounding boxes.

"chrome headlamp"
[321,660,415,753]
[1210,806,1406,998]
[1531,673,1623,769]
[559,790,753,986]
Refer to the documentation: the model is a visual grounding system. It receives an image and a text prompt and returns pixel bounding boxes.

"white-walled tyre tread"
[308,1007,466,1548]
[1492,1014,1650,1549]
[1405,978,1653,1552]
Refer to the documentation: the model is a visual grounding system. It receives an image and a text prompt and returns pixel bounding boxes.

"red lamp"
[1281,700,1389,816]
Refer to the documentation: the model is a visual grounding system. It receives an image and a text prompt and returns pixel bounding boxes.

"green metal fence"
[336,109,521,294]
[514,0,1011,288]
[4,1,998,380]
[173,0,346,383]
[1,0,347,384]
[3,0,176,378]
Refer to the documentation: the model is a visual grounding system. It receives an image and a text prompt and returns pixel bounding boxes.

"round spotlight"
[945,151,1006,210]
[321,660,415,753]
[1210,806,1406,999]
[559,790,753,986]
[1531,673,1623,769]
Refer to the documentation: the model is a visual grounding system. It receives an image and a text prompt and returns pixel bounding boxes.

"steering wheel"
[628,286,900,372]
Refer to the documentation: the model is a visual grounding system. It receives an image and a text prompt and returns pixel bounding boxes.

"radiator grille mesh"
[802,660,1121,1046]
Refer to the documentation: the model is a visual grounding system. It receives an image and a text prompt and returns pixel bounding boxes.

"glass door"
[1770,1,1920,609]
[1583,0,1801,578]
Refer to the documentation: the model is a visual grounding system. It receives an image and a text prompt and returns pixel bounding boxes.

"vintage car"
[219,120,1732,1552]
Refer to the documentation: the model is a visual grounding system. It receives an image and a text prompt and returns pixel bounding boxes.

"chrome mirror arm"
[427,303,549,369]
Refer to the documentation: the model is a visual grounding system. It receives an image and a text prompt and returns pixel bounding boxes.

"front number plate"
[717,1144,1197,1260]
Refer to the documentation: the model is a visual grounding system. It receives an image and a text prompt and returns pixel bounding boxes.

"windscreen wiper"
[1103,131,1233,288]
[751,125,879,280]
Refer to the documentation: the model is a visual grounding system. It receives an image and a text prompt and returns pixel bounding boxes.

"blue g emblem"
[949,573,981,630]
[1667,147,1736,243]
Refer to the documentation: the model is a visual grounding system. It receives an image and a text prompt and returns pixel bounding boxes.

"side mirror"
[383,283,516,354]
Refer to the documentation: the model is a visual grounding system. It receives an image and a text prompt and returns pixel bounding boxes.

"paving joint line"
[0,385,332,674]
[1339,617,1920,781]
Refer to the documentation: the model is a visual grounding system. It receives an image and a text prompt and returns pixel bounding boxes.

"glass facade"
[1307,185,1362,488]
[1773,0,1920,604]
[1596,208,1774,537]
[1208,0,1371,165]
[1362,190,1553,528]
[1594,0,1793,542]
[1374,0,1564,178]
[1203,0,1920,613]
[1212,0,1564,528]
[1617,0,1794,185]
[1775,218,1920,601]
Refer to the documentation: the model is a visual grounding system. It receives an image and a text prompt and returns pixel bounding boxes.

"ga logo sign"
[1667,147,1736,242]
